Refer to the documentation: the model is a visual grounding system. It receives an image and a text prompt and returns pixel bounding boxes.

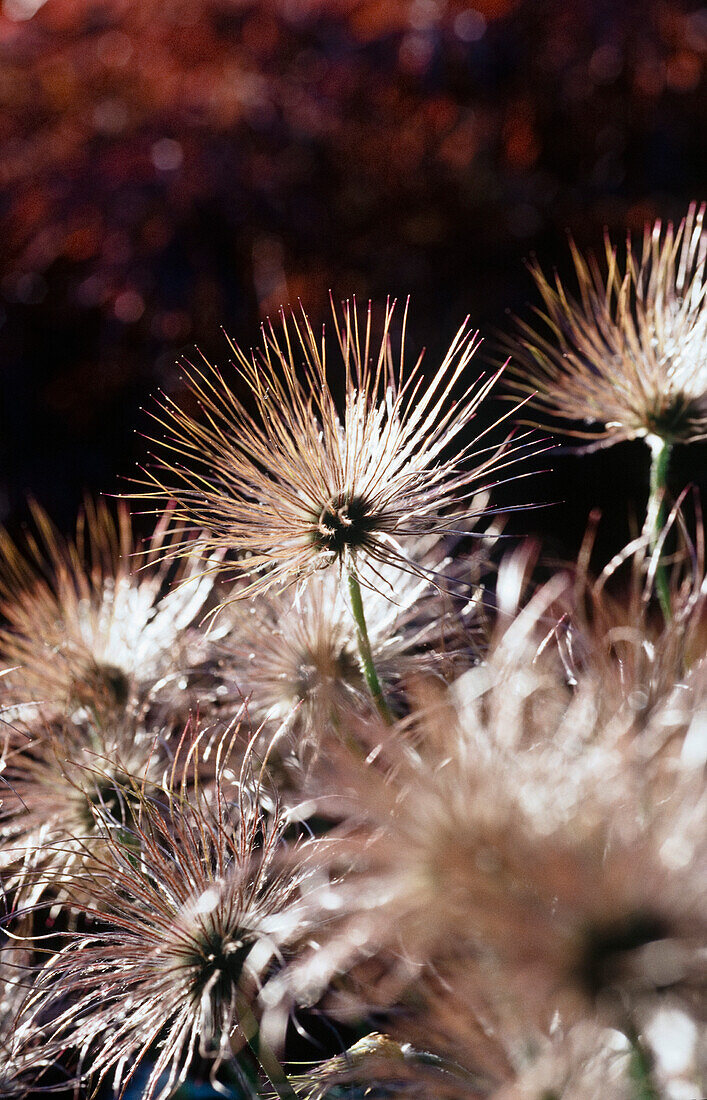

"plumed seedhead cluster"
[0,501,226,920]
[1,273,706,1099]
[26,736,321,1099]
[281,572,705,1092]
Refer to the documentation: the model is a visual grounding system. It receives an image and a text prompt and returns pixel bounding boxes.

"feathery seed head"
[141,298,534,596]
[491,1023,634,1100]
[507,203,707,447]
[547,516,707,733]
[286,658,705,1083]
[0,717,168,906]
[0,501,215,725]
[0,945,55,1096]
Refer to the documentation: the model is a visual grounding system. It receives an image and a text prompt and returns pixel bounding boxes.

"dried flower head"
[31,735,318,1099]
[0,714,169,906]
[507,203,707,447]
[491,1023,634,1100]
[482,520,707,755]
[285,1032,482,1099]
[0,501,215,724]
[142,299,533,596]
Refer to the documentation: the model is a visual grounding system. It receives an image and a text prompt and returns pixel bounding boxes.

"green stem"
[219,1058,261,1099]
[645,434,672,622]
[627,1028,659,1100]
[236,1001,298,1100]
[347,566,393,724]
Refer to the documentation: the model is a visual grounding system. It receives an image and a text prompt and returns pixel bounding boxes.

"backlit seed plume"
[0,944,56,1096]
[485,522,707,740]
[0,714,170,907]
[30,736,317,1099]
[0,501,215,723]
[507,203,707,447]
[142,298,533,596]
[491,1023,633,1100]
[495,1012,705,1100]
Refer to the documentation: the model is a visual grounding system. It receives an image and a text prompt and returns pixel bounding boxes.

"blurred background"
[0,0,705,562]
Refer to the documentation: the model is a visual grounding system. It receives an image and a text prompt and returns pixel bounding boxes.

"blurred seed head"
[213,534,480,753]
[284,630,705,1086]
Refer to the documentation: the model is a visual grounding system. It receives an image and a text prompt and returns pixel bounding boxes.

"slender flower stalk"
[626,1025,660,1100]
[346,565,392,723]
[212,540,474,762]
[237,998,298,1100]
[645,433,673,621]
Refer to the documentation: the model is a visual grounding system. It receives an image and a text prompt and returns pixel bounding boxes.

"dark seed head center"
[77,769,136,831]
[294,645,361,701]
[71,661,131,712]
[313,495,373,555]
[644,392,702,442]
[188,929,253,1000]
[577,911,667,998]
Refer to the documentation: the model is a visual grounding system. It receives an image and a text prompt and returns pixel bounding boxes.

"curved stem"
[645,434,672,622]
[346,566,393,724]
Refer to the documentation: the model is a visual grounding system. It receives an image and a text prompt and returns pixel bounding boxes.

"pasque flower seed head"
[142,298,535,597]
